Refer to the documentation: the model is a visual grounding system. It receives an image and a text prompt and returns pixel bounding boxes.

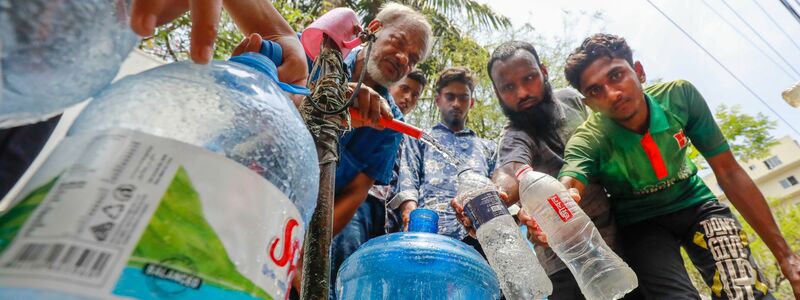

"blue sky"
[479,0,800,142]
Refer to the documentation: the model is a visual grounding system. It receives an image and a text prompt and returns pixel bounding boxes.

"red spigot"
[348,107,423,139]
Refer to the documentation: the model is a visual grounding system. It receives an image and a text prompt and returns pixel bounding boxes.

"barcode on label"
[4,243,113,278]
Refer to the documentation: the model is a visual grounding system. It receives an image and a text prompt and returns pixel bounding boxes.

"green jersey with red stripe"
[559,80,729,226]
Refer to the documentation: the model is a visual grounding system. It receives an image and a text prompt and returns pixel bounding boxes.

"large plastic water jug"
[0,42,318,300]
[336,209,501,300]
[1,0,139,127]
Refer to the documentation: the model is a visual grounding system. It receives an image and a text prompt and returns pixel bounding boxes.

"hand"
[399,201,418,232]
[519,188,581,247]
[231,33,307,107]
[778,253,800,298]
[345,83,393,129]
[450,192,511,239]
[569,187,582,204]
[130,0,221,64]
[451,197,476,238]
[519,208,548,247]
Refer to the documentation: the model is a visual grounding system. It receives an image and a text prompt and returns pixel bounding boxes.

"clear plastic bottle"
[1,0,138,127]
[0,47,318,299]
[516,165,638,300]
[336,208,501,300]
[455,169,552,300]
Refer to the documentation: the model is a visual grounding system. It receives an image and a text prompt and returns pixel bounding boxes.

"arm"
[223,0,307,87]
[492,162,524,205]
[708,151,800,296]
[332,172,374,236]
[389,139,424,230]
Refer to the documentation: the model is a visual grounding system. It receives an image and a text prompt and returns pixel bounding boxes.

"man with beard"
[317,4,432,299]
[394,67,496,250]
[461,40,626,299]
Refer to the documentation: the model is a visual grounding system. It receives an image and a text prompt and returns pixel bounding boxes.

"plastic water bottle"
[516,165,638,300]
[1,0,138,127]
[0,44,318,299]
[455,169,552,300]
[336,209,501,300]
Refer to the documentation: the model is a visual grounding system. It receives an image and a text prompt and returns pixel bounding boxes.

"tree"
[685,104,778,169]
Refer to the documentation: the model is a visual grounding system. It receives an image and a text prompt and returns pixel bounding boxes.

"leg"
[620,219,701,299]
[682,201,774,300]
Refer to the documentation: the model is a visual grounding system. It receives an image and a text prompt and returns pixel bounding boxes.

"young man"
[367,70,428,234]
[394,67,496,248]
[483,40,625,299]
[559,33,800,299]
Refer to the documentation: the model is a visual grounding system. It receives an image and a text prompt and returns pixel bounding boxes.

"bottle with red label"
[516,165,638,300]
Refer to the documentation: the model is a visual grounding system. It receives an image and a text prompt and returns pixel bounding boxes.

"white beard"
[366,53,396,88]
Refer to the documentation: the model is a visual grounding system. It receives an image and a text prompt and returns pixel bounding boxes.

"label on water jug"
[464,191,509,229]
[0,128,302,300]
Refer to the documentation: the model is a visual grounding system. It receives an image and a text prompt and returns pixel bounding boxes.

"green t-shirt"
[559,80,730,226]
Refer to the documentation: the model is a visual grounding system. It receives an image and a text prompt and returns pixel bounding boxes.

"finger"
[244,33,263,53]
[450,199,460,211]
[357,88,370,117]
[189,0,223,64]
[275,36,308,86]
[231,36,250,57]
[369,94,381,124]
[497,191,509,202]
[130,0,166,37]
[569,188,582,203]
[379,98,393,120]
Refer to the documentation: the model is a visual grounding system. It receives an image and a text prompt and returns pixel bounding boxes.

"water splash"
[418,132,467,168]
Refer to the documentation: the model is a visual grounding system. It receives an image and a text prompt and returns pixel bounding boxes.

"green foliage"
[686,104,777,169]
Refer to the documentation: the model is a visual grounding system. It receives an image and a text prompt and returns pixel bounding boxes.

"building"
[702,135,800,206]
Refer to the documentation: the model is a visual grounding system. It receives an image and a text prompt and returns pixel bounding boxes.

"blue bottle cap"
[228,40,310,96]
[408,208,439,233]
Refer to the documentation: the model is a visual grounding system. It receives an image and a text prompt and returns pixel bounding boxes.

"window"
[779,176,798,189]
[764,156,782,170]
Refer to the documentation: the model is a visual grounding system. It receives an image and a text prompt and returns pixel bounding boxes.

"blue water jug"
[336,209,501,300]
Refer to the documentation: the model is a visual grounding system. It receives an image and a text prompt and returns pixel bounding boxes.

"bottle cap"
[515,164,533,179]
[228,40,311,96]
[408,209,438,233]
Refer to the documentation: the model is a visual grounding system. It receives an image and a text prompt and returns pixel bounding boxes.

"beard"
[498,81,565,153]
[366,51,397,88]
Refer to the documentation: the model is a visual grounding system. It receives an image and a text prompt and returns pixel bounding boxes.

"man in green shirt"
[559,33,799,299]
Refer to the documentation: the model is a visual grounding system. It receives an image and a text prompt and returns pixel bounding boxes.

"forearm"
[492,163,523,205]
[222,0,295,38]
[332,191,367,236]
[718,168,793,259]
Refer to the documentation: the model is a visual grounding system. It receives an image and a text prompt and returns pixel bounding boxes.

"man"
[322,4,432,299]
[480,40,624,299]
[559,33,800,299]
[394,67,496,248]
[367,70,428,234]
